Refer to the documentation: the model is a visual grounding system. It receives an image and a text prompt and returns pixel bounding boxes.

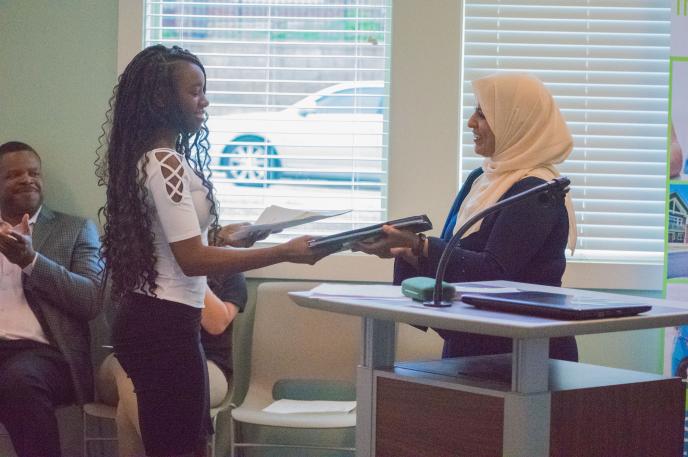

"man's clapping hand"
[0,214,36,268]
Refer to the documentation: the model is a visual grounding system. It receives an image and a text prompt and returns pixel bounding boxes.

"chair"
[208,384,238,457]
[211,280,258,457]
[229,281,361,457]
[82,402,117,456]
[83,390,235,457]
[0,423,14,456]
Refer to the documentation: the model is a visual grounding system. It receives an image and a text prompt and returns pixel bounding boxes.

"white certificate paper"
[229,205,350,241]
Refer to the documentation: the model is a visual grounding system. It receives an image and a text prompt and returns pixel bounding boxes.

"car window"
[356,87,385,114]
[314,87,384,114]
[314,90,355,114]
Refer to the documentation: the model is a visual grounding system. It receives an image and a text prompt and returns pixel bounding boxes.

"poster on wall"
[665,5,688,372]
[665,4,688,455]
[666,183,688,362]
[664,183,688,378]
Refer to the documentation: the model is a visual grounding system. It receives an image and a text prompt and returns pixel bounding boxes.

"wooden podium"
[376,357,682,457]
[290,281,688,457]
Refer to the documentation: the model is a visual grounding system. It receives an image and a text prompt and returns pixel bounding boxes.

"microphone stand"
[424,176,571,307]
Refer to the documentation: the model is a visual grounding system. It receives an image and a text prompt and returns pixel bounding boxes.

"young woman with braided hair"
[96,44,331,457]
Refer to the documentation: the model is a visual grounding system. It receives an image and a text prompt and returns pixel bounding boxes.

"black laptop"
[461,291,652,320]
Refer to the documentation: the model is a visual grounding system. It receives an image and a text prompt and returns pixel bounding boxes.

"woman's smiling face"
[467,104,495,158]
[173,61,209,134]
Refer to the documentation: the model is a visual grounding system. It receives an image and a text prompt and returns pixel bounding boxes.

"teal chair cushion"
[272,379,356,402]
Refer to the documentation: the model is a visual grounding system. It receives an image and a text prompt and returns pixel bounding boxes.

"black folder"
[307,214,432,252]
[461,291,652,320]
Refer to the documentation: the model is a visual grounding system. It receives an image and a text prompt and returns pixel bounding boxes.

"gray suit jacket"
[22,206,103,404]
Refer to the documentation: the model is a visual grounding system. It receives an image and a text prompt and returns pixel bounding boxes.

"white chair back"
[249,281,360,396]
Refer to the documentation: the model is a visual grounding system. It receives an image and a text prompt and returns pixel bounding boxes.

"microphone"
[422,176,571,307]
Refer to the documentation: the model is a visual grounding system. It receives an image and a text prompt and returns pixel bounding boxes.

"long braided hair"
[95,45,219,300]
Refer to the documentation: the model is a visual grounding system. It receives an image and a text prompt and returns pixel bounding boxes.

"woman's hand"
[352,225,417,259]
[214,223,272,248]
[279,235,337,265]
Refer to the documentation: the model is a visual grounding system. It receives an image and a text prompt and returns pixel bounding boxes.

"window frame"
[118,0,663,290]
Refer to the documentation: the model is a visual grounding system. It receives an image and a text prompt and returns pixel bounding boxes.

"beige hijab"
[455,73,577,252]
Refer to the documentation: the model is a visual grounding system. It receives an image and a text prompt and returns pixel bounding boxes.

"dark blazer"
[22,206,103,404]
[394,169,568,286]
[393,169,577,362]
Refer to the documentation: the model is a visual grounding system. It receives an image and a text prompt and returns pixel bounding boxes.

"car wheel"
[220,137,280,186]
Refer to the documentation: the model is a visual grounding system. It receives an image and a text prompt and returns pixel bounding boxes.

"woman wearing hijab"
[354,73,578,361]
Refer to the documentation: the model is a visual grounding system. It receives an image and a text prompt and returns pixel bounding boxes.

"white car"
[207,81,386,185]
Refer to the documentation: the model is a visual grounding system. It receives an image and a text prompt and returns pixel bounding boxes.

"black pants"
[112,293,210,457]
[0,340,74,457]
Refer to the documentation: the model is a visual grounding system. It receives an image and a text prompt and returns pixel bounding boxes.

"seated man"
[96,271,247,457]
[0,141,103,457]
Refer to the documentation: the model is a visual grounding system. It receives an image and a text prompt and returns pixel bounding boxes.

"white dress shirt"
[0,208,49,344]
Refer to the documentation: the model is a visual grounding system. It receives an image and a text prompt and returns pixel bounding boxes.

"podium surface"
[290,281,688,457]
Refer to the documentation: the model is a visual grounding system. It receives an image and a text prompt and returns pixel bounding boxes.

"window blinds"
[143,0,392,240]
[461,0,670,262]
